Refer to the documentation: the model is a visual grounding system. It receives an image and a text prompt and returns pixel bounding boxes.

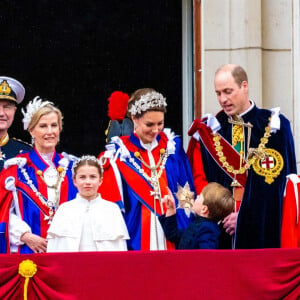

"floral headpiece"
[72,155,103,176]
[22,96,53,130]
[128,91,167,116]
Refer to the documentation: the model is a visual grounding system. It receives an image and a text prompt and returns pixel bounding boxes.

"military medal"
[252,148,284,184]
[176,183,195,209]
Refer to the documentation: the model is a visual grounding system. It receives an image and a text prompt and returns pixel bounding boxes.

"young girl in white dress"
[47,155,129,252]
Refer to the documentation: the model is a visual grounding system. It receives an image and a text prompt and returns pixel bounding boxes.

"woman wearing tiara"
[47,155,129,252]
[0,97,77,254]
[99,88,195,250]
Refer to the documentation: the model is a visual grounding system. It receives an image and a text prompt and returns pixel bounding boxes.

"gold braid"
[213,121,271,176]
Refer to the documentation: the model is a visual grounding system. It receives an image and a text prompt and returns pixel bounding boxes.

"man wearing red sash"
[187,64,296,249]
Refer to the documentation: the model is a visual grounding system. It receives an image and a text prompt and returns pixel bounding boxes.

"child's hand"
[163,195,175,209]
[163,188,176,216]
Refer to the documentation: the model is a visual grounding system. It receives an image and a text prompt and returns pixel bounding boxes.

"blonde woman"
[0,97,77,254]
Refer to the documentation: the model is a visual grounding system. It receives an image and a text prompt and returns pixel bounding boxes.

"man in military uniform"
[0,76,31,172]
[187,64,297,248]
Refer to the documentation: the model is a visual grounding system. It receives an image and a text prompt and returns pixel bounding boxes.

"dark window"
[3,0,182,156]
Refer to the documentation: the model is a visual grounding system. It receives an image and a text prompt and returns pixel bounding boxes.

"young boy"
[159,182,235,249]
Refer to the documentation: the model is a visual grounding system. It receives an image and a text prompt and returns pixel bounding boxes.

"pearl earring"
[31,136,35,145]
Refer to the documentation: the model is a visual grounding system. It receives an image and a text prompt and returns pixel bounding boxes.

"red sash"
[189,119,247,211]
[115,159,161,215]
[190,119,247,188]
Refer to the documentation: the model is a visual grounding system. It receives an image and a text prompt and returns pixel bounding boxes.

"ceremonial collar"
[227,103,281,132]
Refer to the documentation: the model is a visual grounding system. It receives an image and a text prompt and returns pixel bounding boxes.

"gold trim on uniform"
[252,148,284,184]
[0,133,9,147]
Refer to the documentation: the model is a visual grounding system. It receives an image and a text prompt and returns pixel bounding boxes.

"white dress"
[47,194,129,252]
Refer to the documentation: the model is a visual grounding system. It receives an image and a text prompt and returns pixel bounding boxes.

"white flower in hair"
[128,91,167,116]
[22,96,53,130]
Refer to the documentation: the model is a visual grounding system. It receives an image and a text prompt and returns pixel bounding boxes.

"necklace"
[20,162,68,223]
[36,152,65,189]
[36,166,65,189]
[129,148,168,185]
[213,121,271,186]
[131,148,168,250]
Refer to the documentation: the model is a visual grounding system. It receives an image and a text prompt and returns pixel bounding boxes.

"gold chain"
[133,148,168,182]
[36,166,65,189]
[232,124,244,146]
[213,122,271,176]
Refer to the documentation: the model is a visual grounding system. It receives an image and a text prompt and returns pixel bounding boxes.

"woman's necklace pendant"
[43,167,59,187]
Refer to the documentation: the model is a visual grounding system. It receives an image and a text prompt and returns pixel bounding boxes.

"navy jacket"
[188,105,297,248]
[0,138,32,172]
[159,214,221,249]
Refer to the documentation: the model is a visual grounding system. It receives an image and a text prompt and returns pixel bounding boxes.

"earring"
[31,136,35,145]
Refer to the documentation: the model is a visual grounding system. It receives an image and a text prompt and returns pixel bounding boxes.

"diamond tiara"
[128,91,167,116]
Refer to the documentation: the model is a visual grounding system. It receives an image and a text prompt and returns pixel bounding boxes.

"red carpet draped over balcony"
[0,249,300,300]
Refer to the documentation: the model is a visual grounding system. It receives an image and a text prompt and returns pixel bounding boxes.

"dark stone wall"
[2,0,182,156]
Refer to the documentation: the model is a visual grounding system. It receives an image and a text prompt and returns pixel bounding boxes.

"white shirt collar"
[140,139,158,151]
[76,193,101,205]
[239,100,254,117]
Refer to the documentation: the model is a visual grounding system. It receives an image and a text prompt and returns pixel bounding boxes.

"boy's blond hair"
[202,182,235,222]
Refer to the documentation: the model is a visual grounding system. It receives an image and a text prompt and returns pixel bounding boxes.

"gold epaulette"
[12,137,32,147]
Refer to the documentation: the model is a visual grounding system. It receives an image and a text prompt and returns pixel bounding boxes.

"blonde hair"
[28,103,63,132]
[202,182,235,222]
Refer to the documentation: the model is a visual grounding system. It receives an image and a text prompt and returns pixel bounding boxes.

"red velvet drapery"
[0,249,299,300]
